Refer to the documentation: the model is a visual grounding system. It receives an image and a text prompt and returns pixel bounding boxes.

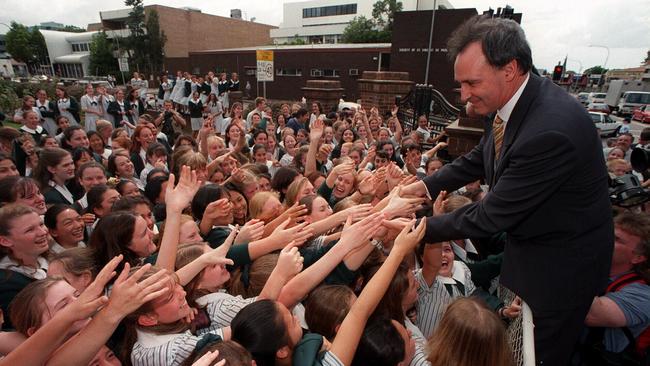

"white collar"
[21,125,44,134]
[0,255,48,279]
[450,240,478,261]
[438,260,468,286]
[136,329,193,348]
[77,194,88,209]
[49,180,74,204]
[496,73,530,124]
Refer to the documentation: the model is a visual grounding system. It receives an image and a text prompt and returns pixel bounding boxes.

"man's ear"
[502,59,519,82]
[276,345,290,360]
[137,313,158,327]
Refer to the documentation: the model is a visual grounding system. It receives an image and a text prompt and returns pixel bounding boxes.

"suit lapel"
[494,73,541,180]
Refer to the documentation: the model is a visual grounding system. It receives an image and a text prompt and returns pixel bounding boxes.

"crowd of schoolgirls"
[0,67,647,366]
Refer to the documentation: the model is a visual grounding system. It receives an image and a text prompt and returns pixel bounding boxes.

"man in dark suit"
[401,16,613,365]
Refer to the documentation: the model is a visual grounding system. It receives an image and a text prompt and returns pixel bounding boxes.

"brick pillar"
[444,92,485,158]
[301,80,345,113]
[358,71,414,117]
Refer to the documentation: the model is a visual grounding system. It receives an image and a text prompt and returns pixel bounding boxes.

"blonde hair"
[607,158,630,173]
[249,191,280,221]
[443,195,473,214]
[426,297,513,366]
[285,176,310,207]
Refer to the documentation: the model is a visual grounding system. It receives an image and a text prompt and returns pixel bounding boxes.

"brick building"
[97,5,276,72]
[188,43,391,103]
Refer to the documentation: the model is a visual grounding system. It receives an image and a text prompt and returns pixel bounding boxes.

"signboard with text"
[256,50,274,82]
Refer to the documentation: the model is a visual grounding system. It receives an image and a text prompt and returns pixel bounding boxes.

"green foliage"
[0,80,20,114]
[144,10,167,74]
[372,0,403,32]
[124,0,147,72]
[61,25,86,33]
[342,16,389,43]
[282,36,307,45]
[342,0,401,43]
[584,65,608,75]
[5,22,47,73]
[89,32,118,76]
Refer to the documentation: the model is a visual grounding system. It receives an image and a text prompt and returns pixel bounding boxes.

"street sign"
[256,50,273,82]
[118,57,129,72]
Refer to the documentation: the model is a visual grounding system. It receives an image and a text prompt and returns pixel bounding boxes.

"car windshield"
[594,93,607,99]
[625,93,650,104]
[589,114,601,123]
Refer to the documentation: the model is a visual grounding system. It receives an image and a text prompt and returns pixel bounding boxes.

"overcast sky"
[0,0,647,72]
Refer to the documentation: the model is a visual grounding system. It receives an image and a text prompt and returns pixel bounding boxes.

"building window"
[310,69,322,77]
[245,67,256,76]
[72,43,90,53]
[303,4,357,18]
[322,69,340,77]
[276,68,302,76]
[349,69,358,76]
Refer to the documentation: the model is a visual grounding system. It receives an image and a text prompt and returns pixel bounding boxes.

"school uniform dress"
[80,94,101,132]
[188,98,203,131]
[131,327,225,366]
[99,94,115,126]
[194,292,257,331]
[158,81,172,106]
[36,99,57,136]
[180,80,191,106]
[170,78,185,105]
[414,261,476,338]
[55,97,80,125]
[217,80,229,109]
[207,101,225,134]
[0,255,48,330]
[107,99,134,132]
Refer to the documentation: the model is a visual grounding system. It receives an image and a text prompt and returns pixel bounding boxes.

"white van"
[617,91,650,116]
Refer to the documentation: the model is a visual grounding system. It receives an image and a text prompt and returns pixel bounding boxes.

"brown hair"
[304,285,355,341]
[248,191,279,222]
[0,204,38,258]
[0,176,41,206]
[298,194,318,216]
[185,340,253,366]
[48,247,98,278]
[426,297,513,366]
[9,277,66,336]
[443,195,473,214]
[285,176,310,207]
[615,211,650,281]
[175,242,212,308]
[32,147,71,190]
[229,253,279,298]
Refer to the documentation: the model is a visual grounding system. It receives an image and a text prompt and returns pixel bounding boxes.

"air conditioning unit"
[311,69,322,77]
[349,69,359,76]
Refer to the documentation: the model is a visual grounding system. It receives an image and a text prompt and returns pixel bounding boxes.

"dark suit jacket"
[107,100,134,128]
[422,73,613,312]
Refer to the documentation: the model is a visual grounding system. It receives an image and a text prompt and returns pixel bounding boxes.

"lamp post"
[589,44,610,68]
[423,0,437,85]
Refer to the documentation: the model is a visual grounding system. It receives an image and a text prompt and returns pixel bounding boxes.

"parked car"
[577,92,590,106]
[589,112,622,137]
[588,102,611,114]
[632,105,650,123]
[588,92,607,105]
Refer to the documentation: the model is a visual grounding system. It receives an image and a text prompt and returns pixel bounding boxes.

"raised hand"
[340,212,385,249]
[202,198,232,224]
[270,219,314,247]
[67,255,123,321]
[383,186,425,219]
[166,166,201,212]
[236,219,265,244]
[278,203,309,225]
[503,296,523,319]
[213,226,238,257]
[432,190,448,216]
[192,350,225,366]
[274,242,305,280]
[392,219,426,256]
[310,118,324,142]
[103,263,170,323]
[342,203,373,222]
[386,163,404,189]
[331,161,356,178]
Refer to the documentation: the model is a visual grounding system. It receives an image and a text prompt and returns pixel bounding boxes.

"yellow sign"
[256,50,274,62]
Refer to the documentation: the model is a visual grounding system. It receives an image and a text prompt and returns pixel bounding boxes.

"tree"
[89,31,118,76]
[341,0,401,43]
[61,25,85,33]
[144,9,167,74]
[5,22,47,73]
[124,0,147,72]
[372,0,403,33]
[341,16,384,43]
[584,66,608,75]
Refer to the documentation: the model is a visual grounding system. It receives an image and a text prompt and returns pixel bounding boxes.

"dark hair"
[62,125,85,150]
[146,168,168,182]
[252,129,268,142]
[270,167,300,202]
[173,134,198,151]
[111,195,152,213]
[252,143,267,156]
[186,340,253,366]
[231,300,289,366]
[375,150,390,160]
[0,176,41,206]
[304,285,355,341]
[364,262,410,324]
[115,179,140,196]
[86,130,105,151]
[447,15,532,74]
[404,143,421,153]
[295,108,309,118]
[76,161,106,185]
[146,142,168,158]
[191,184,228,221]
[640,127,650,142]
[71,147,93,165]
[89,211,139,272]
[44,204,73,230]
[351,316,405,366]
[86,184,112,216]
[144,175,169,205]
[107,151,129,176]
[32,148,71,190]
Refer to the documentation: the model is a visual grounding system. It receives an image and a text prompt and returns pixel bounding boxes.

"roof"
[193,43,392,54]
[54,53,90,63]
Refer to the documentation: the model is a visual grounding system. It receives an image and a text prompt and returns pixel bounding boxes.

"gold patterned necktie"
[493,115,505,159]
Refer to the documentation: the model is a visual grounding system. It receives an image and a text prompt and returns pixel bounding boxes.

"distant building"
[39,29,97,78]
[606,66,646,81]
[98,4,277,72]
[38,22,65,30]
[270,0,453,45]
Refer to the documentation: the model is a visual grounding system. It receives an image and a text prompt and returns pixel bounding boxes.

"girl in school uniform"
[170,71,185,110]
[188,91,204,138]
[32,147,77,206]
[35,89,58,136]
[0,176,47,216]
[0,205,50,331]
[54,86,80,126]
[80,84,103,132]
